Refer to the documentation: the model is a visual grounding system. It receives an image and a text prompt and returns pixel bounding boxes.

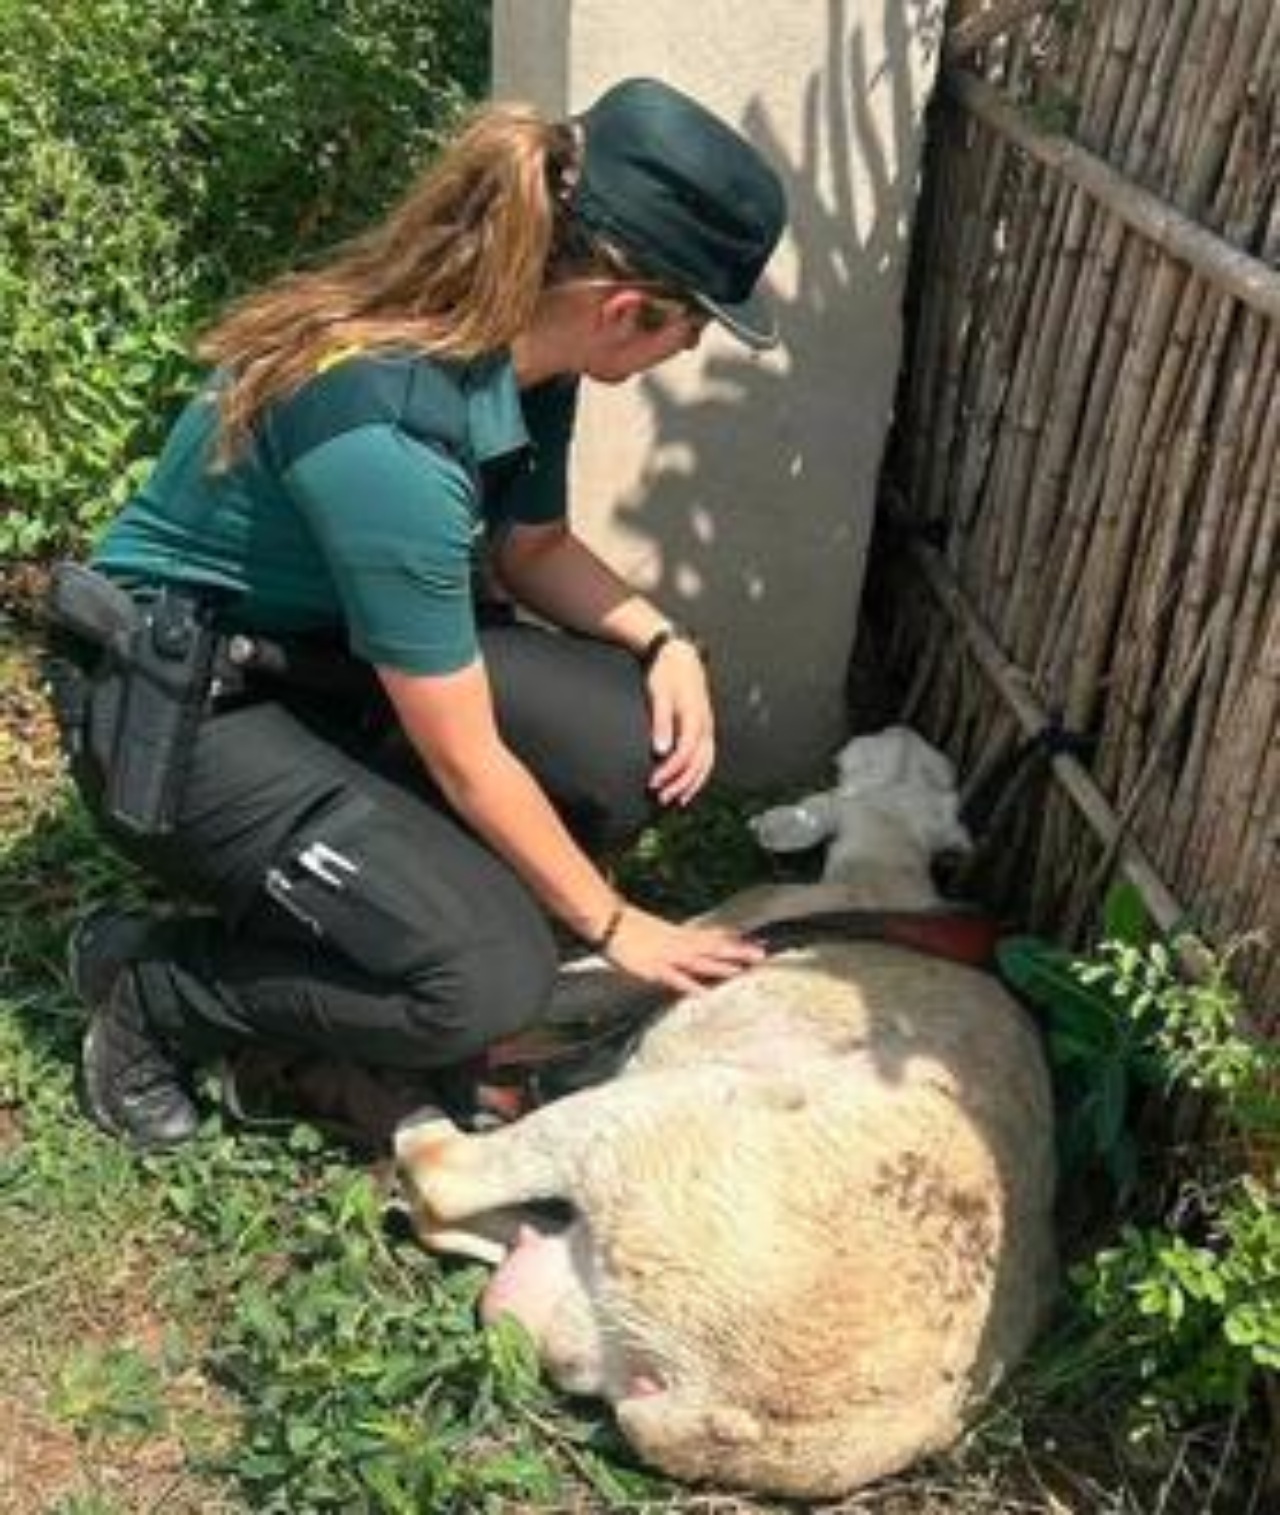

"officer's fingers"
[653,730,697,786]
[675,758,714,807]
[659,766,705,809]
[651,711,700,787]
[671,939,763,987]
[649,688,677,766]
[656,758,698,806]
[690,928,766,964]
[658,737,715,807]
[685,953,757,983]
[654,964,706,997]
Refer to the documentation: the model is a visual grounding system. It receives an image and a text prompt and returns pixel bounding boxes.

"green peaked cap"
[570,77,787,349]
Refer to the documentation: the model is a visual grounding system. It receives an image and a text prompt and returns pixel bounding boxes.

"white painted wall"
[494,0,945,785]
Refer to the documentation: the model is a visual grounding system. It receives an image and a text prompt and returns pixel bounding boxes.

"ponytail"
[199,104,595,461]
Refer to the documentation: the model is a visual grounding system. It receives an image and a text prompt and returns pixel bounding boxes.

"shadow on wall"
[608,0,944,782]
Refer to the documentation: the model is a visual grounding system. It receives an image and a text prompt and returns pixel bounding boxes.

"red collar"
[751,908,1001,969]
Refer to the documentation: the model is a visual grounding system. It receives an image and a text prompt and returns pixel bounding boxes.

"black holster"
[45,564,221,838]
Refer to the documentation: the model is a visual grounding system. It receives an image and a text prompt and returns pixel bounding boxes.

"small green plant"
[1000,888,1278,1444]
[1076,1178,1279,1433]
[51,1344,168,1439]
[614,787,782,914]
[1075,935,1273,1106]
[999,891,1277,1190]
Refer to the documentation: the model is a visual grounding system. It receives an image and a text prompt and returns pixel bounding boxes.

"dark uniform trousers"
[76,624,656,1071]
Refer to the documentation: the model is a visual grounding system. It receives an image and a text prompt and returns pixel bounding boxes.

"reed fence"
[878,0,1278,1020]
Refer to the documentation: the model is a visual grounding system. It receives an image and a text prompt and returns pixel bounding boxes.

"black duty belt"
[43,563,380,835]
[211,630,381,709]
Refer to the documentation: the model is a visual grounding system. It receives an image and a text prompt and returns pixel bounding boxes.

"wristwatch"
[638,624,706,671]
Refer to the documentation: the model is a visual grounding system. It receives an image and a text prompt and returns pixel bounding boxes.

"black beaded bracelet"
[587,902,626,954]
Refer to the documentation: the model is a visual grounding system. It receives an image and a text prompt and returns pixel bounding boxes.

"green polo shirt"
[93,351,578,674]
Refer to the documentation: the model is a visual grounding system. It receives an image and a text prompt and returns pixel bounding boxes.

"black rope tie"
[960,712,1097,846]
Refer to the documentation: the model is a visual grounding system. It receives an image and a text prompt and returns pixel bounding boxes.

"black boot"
[70,910,200,1150]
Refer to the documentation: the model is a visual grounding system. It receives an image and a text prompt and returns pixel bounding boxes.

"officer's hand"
[647,640,714,807]
[601,905,765,996]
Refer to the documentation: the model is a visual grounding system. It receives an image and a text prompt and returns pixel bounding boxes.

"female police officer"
[61,77,786,1149]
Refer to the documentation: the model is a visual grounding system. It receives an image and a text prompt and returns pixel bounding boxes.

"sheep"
[397,727,1057,1499]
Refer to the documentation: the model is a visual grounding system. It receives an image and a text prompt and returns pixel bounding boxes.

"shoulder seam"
[266,354,474,474]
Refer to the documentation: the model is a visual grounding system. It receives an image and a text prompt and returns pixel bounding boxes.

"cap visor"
[695,286,779,350]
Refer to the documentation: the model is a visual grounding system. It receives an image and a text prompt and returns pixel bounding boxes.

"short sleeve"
[494,378,579,527]
[283,423,481,675]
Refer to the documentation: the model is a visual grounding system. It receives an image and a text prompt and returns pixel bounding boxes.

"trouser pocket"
[262,791,451,980]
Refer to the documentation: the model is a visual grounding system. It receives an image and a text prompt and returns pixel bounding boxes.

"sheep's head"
[751,728,971,901]
[829,727,971,864]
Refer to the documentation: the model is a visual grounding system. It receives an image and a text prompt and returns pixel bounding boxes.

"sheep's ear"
[896,727,958,793]
[749,792,836,853]
[918,747,959,795]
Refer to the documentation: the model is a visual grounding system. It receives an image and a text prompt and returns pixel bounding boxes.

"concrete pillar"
[494,0,944,785]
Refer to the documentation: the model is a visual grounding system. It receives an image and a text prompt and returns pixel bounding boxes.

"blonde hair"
[198,103,644,460]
